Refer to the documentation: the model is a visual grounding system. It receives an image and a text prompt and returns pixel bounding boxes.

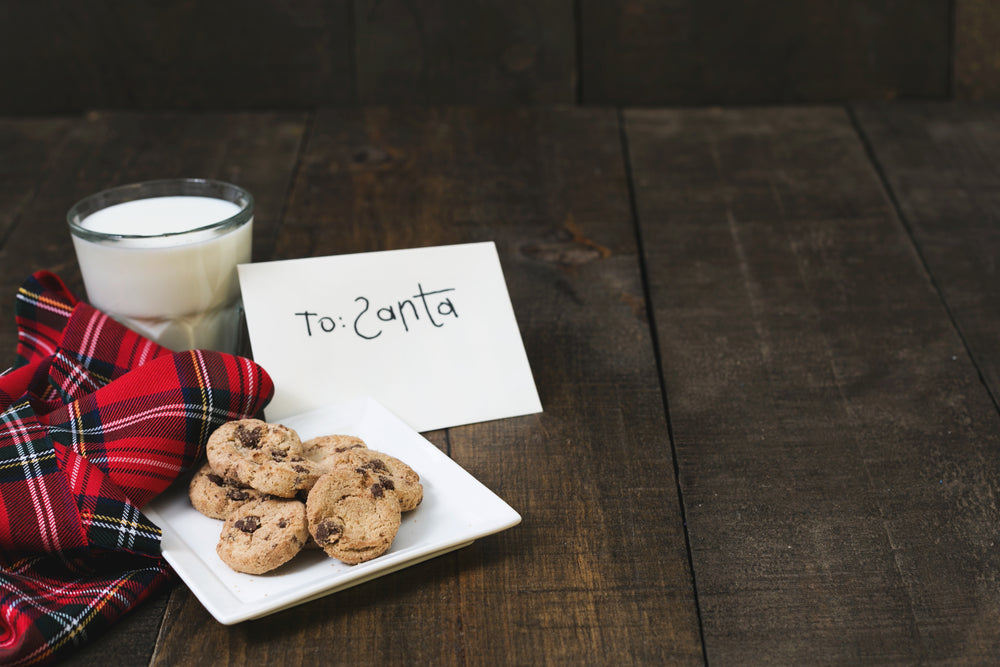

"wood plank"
[580,1,951,105]
[1,0,576,113]
[354,0,576,104]
[627,106,1000,662]
[853,103,1000,428]
[152,107,703,664]
[954,1,1000,99]
[0,118,75,250]
[3,0,970,112]
[0,2,354,114]
[0,111,306,664]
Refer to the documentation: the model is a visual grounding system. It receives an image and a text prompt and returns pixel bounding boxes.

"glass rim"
[67,178,254,243]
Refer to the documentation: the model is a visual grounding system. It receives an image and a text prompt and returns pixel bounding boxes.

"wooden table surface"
[3,104,1000,665]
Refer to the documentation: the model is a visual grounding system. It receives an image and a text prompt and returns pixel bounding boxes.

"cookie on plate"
[216,498,309,574]
[301,434,367,472]
[188,461,267,519]
[330,448,423,512]
[206,419,320,497]
[306,468,401,565]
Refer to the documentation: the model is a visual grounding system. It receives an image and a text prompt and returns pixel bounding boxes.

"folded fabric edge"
[13,272,78,370]
[0,554,173,666]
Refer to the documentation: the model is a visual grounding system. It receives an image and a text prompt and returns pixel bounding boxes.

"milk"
[70,195,252,352]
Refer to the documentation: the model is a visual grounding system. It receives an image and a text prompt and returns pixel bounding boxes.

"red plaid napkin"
[0,271,274,665]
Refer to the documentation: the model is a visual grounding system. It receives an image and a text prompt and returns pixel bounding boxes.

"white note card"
[238,242,542,432]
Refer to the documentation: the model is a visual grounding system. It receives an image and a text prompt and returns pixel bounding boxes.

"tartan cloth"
[0,271,274,665]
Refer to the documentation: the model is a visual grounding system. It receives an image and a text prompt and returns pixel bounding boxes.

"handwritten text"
[295,283,458,340]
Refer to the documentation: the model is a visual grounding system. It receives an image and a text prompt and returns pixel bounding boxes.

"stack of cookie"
[188,418,423,574]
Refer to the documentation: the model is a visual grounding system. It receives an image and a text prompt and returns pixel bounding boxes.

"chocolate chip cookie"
[301,434,368,473]
[188,461,267,519]
[206,419,320,497]
[329,448,423,512]
[306,468,401,565]
[216,498,309,574]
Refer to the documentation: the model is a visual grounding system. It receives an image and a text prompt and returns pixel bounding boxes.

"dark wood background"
[6,2,1000,664]
[4,0,1000,114]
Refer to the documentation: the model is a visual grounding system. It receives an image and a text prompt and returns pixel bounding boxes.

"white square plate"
[143,396,521,625]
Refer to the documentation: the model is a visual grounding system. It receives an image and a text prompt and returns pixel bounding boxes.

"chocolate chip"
[227,489,250,501]
[315,520,342,545]
[271,449,288,461]
[207,473,225,486]
[362,459,389,473]
[234,516,260,533]
[371,483,385,499]
[292,464,309,473]
[378,475,395,491]
[236,425,263,449]
[277,519,287,528]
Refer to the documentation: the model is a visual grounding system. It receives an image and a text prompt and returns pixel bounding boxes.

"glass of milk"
[67,179,254,354]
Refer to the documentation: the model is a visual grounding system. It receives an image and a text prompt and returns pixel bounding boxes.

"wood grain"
[0,118,75,250]
[627,106,1000,662]
[954,1,1000,99]
[580,1,951,105]
[854,103,1000,427]
[2,1,981,112]
[0,1,354,114]
[151,107,703,664]
[355,0,576,104]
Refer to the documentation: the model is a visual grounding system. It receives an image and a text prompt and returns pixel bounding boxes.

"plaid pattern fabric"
[0,272,274,665]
